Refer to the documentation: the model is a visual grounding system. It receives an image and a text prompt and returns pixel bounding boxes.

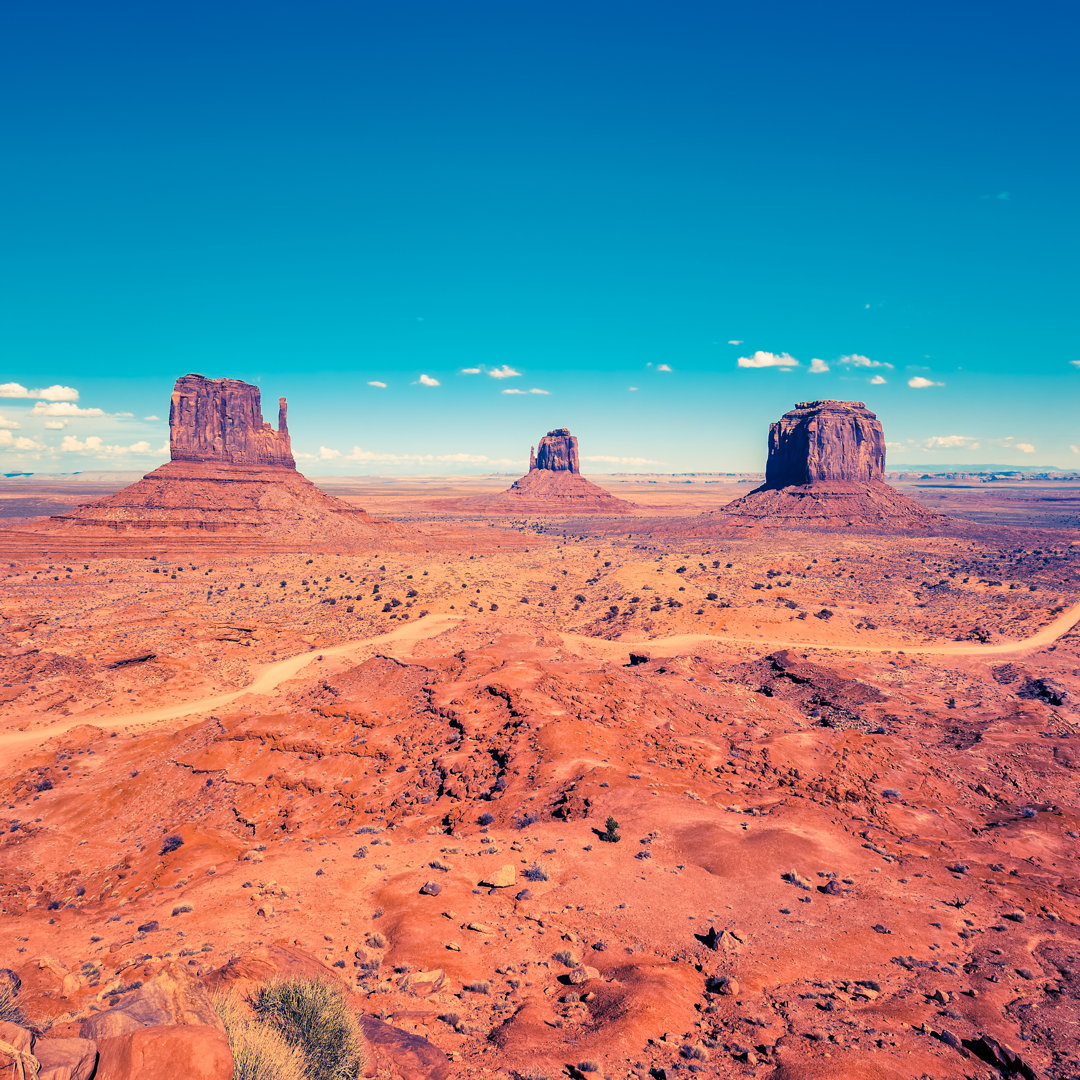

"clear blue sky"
[1,1,1077,474]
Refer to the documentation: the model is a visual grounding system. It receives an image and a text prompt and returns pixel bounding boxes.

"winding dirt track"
[5,601,1079,757]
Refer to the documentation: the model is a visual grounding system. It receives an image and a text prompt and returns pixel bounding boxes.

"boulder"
[33,1037,98,1080]
[94,1024,232,1080]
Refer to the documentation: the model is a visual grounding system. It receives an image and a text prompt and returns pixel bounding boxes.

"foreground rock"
[442,427,634,514]
[715,399,946,531]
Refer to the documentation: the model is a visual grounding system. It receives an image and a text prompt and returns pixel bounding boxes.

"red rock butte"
[716,399,944,530]
[442,428,635,514]
[27,374,381,548]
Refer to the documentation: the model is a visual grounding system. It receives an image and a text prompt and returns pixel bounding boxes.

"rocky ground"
[1,478,1079,1079]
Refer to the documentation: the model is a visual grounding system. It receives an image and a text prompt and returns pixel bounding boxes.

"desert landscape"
[2,380,1079,1080]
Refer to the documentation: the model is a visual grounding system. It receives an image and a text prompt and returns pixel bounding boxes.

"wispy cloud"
[144,414,160,421]
[298,446,517,468]
[809,358,829,374]
[737,351,799,369]
[502,387,550,395]
[488,364,521,379]
[459,367,482,375]
[0,412,20,430]
[656,363,673,372]
[44,420,67,430]
[1070,445,1079,455]
[0,430,43,450]
[418,374,440,387]
[0,382,79,401]
[1070,361,1080,369]
[870,374,887,385]
[58,434,163,457]
[925,435,979,449]
[908,376,943,389]
[727,339,743,345]
[30,401,105,417]
[839,354,893,370]
[628,386,639,392]
[1016,442,1036,453]
[367,380,387,388]
[584,454,661,466]
[318,446,342,460]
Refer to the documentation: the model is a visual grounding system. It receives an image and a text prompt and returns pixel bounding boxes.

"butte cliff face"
[530,428,580,474]
[170,374,294,468]
[715,399,944,531]
[37,374,381,548]
[764,400,885,488]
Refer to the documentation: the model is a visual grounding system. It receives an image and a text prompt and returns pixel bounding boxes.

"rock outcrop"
[32,374,384,548]
[714,399,945,531]
[530,428,579,474]
[170,374,294,468]
[440,427,634,514]
[764,400,885,488]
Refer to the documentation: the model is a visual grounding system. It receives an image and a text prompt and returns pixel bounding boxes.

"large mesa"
[26,374,381,548]
[715,399,943,530]
[440,427,634,514]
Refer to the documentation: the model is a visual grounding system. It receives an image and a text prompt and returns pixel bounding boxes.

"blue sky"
[1,1,1077,474]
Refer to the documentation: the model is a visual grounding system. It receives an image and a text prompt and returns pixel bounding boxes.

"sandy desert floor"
[1,474,1079,1079]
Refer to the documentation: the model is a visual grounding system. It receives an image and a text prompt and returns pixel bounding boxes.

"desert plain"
[2,468,1079,1080]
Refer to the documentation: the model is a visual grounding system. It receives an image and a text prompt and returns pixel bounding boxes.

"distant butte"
[715,399,945,530]
[443,427,635,514]
[34,374,382,546]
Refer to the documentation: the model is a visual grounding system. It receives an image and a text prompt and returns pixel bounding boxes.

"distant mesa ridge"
[169,373,295,468]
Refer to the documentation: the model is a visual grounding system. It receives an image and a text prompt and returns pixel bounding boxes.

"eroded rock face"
[532,428,579,474]
[764,400,885,488]
[169,373,294,468]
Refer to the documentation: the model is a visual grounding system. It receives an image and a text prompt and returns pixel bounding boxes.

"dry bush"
[214,992,307,1080]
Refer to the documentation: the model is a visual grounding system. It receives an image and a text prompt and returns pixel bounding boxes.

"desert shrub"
[250,977,366,1080]
[462,980,490,994]
[782,870,811,891]
[600,815,621,843]
[0,980,23,1024]
[172,904,193,916]
[522,862,549,882]
[477,812,495,826]
[215,992,308,1080]
[160,833,184,855]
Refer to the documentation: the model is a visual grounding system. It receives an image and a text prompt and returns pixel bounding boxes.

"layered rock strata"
[442,428,633,514]
[35,374,379,545]
[716,399,944,531]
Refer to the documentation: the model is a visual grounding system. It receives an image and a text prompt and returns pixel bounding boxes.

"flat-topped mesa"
[532,428,580,474]
[169,374,294,468]
[765,400,885,489]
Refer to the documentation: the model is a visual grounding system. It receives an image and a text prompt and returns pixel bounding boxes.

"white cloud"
[1070,445,1079,455]
[30,401,105,417]
[869,374,887,385]
[925,435,979,449]
[459,367,482,375]
[737,351,799,369]
[656,363,673,372]
[908,376,943,388]
[0,412,20,429]
[418,374,440,387]
[318,446,342,460]
[1070,361,1080,369]
[336,446,516,467]
[727,340,743,345]
[0,382,79,401]
[144,414,160,421]
[1016,442,1036,453]
[44,420,67,430]
[584,454,662,466]
[367,380,387,388]
[488,365,521,379]
[839,354,893,370]
[501,387,550,395]
[628,386,639,392]
[58,434,159,457]
[0,430,43,450]
[809,358,829,374]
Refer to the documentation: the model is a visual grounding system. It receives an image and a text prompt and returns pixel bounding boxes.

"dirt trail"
[5,601,1078,758]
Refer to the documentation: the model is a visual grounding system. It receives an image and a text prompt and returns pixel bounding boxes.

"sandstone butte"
[30,374,384,548]
[441,427,635,514]
[713,399,946,530]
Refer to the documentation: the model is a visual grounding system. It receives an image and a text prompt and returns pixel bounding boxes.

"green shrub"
[250,977,366,1080]
[214,992,308,1080]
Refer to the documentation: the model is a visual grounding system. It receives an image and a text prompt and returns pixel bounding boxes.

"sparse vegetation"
[215,992,308,1080]
[249,977,366,1080]
[160,833,184,855]
[599,815,621,843]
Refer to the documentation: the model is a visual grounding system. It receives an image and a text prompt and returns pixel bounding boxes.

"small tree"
[601,815,621,843]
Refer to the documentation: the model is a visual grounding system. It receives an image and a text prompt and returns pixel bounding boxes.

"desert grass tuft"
[214,992,308,1080]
